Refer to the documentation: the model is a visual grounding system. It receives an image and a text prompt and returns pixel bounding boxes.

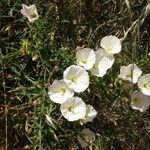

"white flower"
[138,74,150,96]
[48,80,74,104]
[20,4,39,23]
[60,97,86,121]
[131,92,150,112]
[76,48,96,70]
[118,64,142,84]
[81,105,97,124]
[100,35,121,54]
[77,128,95,148]
[90,49,114,77]
[63,65,89,92]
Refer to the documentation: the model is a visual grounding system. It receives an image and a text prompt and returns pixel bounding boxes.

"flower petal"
[77,128,95,148]
[118,64,142,84]
[90,49,114,77]
[76,48,96,70]
[81,105,97,123]
[131,92,150,112]
[60,97,86,121]
[138,74,150,96]
[100,35,121,54]
[48,80,74,104]
[63,65,89,92]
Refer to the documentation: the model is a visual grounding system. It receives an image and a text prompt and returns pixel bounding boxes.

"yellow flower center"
[80,133,89,142]
[67,106,73,112]
[133,98,143,106]
[133,98,139,104]
[70,76,77,83]
[144,83,150,89]
[108,47,112,51]
[59,87,66,95]
[93,63,97,69]
[82,59,87,64]
[28,11,37,18]
[125,72,132,78]
[126,74,131,78]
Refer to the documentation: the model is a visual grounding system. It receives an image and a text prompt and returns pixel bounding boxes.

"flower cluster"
[48,65,97,122]
[20,4,149,148]
[20,4,149,120]
[119,64,150,112]
[48,35,122,122]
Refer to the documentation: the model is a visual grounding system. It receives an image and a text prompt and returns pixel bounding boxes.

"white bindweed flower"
[77,128,95,148]
[81,105,97,124]
[100,35,121,54]
[60,97,86,121]
[48,80,74,104]
[131,92,150,112]
[20,4,39,23]
[90,49,114,77]
[138,74,150,96]
[63,65,89,92]
[76,48,96,70]
[118,64,142,84]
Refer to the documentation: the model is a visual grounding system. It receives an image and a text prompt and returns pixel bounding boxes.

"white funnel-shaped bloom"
[90,49,114,77]
[100,35,121,54]
[118,64,142,84]
[81,105,97,124]
[77,128,95,148]
[131,92,150,112]
[20,4,39,23]
[48,80,74,104]
[76,48,96,70]
[60,97,86,121]
[63,65,89,92]
[138,74,150,96]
